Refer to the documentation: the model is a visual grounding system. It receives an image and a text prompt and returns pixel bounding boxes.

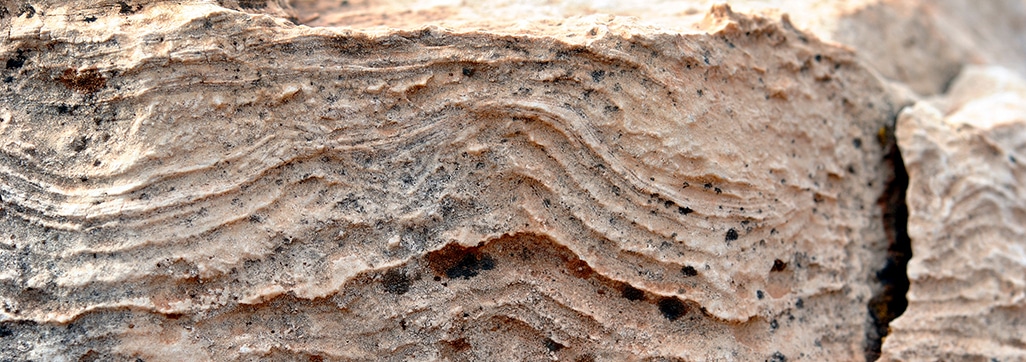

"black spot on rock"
[462,67,474,77]
[768,351,787,362]
[5,50,27,70]
[117,1,141,14]
[678,206,693,215]
[447,253,494,279]
[544,338,565,352]
[725,228,739,242]
[621,285,644,301]
[853,138,863,148]
[590,69,605,83]
[757,290,765,299]
[681,265,698,277]
[382,269,411,295]
[18,5,35,19]
[0,323,12,338]
[238,0,267,9]
[657,297,687,321]
[771,259,787,272]
[427,244,497,280]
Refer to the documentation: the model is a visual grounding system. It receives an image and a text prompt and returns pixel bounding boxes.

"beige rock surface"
[0,0,1022,361]
[886,66,1026,361]
[293,0,1026,96]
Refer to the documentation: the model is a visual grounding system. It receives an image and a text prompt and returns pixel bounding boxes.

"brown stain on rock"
[59,68,107,94]
[426,243,496,279]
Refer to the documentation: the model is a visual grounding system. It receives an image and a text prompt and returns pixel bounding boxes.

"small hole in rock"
[657,298,687,321]
[681,265,698,277]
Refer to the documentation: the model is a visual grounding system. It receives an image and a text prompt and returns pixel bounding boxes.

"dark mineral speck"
[725,228,739,242]
[621,285,645,301]
[681,265,698,277]
[658,298,687,321]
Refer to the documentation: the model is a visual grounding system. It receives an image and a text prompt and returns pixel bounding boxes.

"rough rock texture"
[886,66,1026,361]
[0,0,1022,361]
[292,0,1026,96]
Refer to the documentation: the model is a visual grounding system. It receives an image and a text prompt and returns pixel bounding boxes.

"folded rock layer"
[0,0,1021,361]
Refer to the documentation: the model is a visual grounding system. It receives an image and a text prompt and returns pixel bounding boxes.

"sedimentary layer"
[884,66,1026,361]
[0,0,1024,361]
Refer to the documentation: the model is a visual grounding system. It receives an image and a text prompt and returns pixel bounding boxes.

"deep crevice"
[864,129,912,361]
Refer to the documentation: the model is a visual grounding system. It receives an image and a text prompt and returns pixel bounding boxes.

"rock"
[0,0,1022,361]
[885,65,1026,361]
[295,0,1026,96]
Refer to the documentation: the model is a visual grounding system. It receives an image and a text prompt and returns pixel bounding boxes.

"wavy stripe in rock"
[0,4,898,361]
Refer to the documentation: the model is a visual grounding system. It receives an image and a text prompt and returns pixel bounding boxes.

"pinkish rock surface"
[886,65,1026,361]
[0,0,1023,361]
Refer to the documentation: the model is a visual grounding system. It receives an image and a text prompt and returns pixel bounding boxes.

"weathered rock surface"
[0,0,1022,361]
[293,0,1026,96]
[886,66,1026,361]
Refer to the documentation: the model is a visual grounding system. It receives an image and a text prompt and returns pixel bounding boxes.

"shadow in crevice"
[864,130,912,361]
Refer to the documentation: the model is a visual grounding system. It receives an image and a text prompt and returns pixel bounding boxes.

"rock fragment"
[885,65,1026,361]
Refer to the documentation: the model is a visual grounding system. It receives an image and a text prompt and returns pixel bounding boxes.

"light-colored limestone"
[0,0,1023,361]
[885,65,1026,361]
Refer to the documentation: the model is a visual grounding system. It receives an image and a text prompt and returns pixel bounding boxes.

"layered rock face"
[886,66,1026,361]
[0,1,1022,361]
